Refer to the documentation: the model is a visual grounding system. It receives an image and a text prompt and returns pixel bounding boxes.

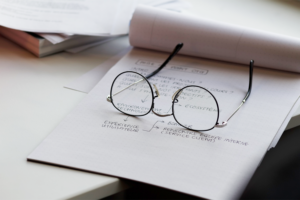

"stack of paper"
[0,0,190,56]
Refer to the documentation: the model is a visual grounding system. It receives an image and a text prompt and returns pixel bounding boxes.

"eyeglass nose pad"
[172,89,182,101]
[153,84,160,98]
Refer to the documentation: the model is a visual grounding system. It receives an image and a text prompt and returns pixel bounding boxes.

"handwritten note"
[28,48,300,199]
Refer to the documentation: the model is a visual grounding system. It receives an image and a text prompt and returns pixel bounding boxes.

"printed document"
[0,0,119,34]
[0,1,190,35]
[28,48,300,199]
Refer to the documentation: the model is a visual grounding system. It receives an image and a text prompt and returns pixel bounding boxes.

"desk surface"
[1,0,299,199]
[0,35,130,200]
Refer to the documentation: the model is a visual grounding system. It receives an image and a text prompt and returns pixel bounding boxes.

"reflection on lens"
[111,72,153,116]
[173,86,219,131]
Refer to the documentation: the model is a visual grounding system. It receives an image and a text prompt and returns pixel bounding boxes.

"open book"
[28,6,300,200]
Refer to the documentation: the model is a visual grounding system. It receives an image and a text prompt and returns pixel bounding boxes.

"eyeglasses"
[107,43,254,131]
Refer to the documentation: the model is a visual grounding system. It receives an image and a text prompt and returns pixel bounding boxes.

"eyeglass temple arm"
[243,60,254,102]
[145,43,183,79]
[107,43,183,102]
[215,60,254,127]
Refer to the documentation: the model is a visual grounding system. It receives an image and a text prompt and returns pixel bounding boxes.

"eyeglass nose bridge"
[151,85,181,117]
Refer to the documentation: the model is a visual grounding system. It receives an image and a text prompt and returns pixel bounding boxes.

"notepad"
[29,47,300,199]
[28,6,300,200]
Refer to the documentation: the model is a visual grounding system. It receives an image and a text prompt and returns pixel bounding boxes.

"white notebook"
[29,48,300,199]
[29,6,300,200]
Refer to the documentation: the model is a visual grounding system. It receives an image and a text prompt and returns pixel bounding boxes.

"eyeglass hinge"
[215,121,227,128]
[107,95,112,103]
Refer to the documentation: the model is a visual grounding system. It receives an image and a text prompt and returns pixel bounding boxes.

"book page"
[130,6,300,72]
[28,48,300,199]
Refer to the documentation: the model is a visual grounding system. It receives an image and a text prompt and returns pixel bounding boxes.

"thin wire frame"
[109,71,220,131]
[110,71,155,117]
[107,43,254,131]
[172,85,220,131]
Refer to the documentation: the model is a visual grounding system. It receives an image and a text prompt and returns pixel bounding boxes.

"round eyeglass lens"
[173,86,219,131]
[111,72,153,116]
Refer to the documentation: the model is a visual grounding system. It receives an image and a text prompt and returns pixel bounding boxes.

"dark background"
[105,125,300,199]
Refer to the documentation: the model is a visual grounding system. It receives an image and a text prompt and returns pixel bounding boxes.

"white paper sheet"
[130,6,300,72]
[64,47,132,92]
[64,52,300,149]
[109,0,137,36]
[65,37,118,53]
[38,33,72,44]
[155,0,191,12]
[64,52,300,150]
[0,0,120,34]
[109,0,191,35]
[29,48,300,199]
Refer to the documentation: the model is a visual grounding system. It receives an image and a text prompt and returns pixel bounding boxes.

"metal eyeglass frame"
[107,43,254,131]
